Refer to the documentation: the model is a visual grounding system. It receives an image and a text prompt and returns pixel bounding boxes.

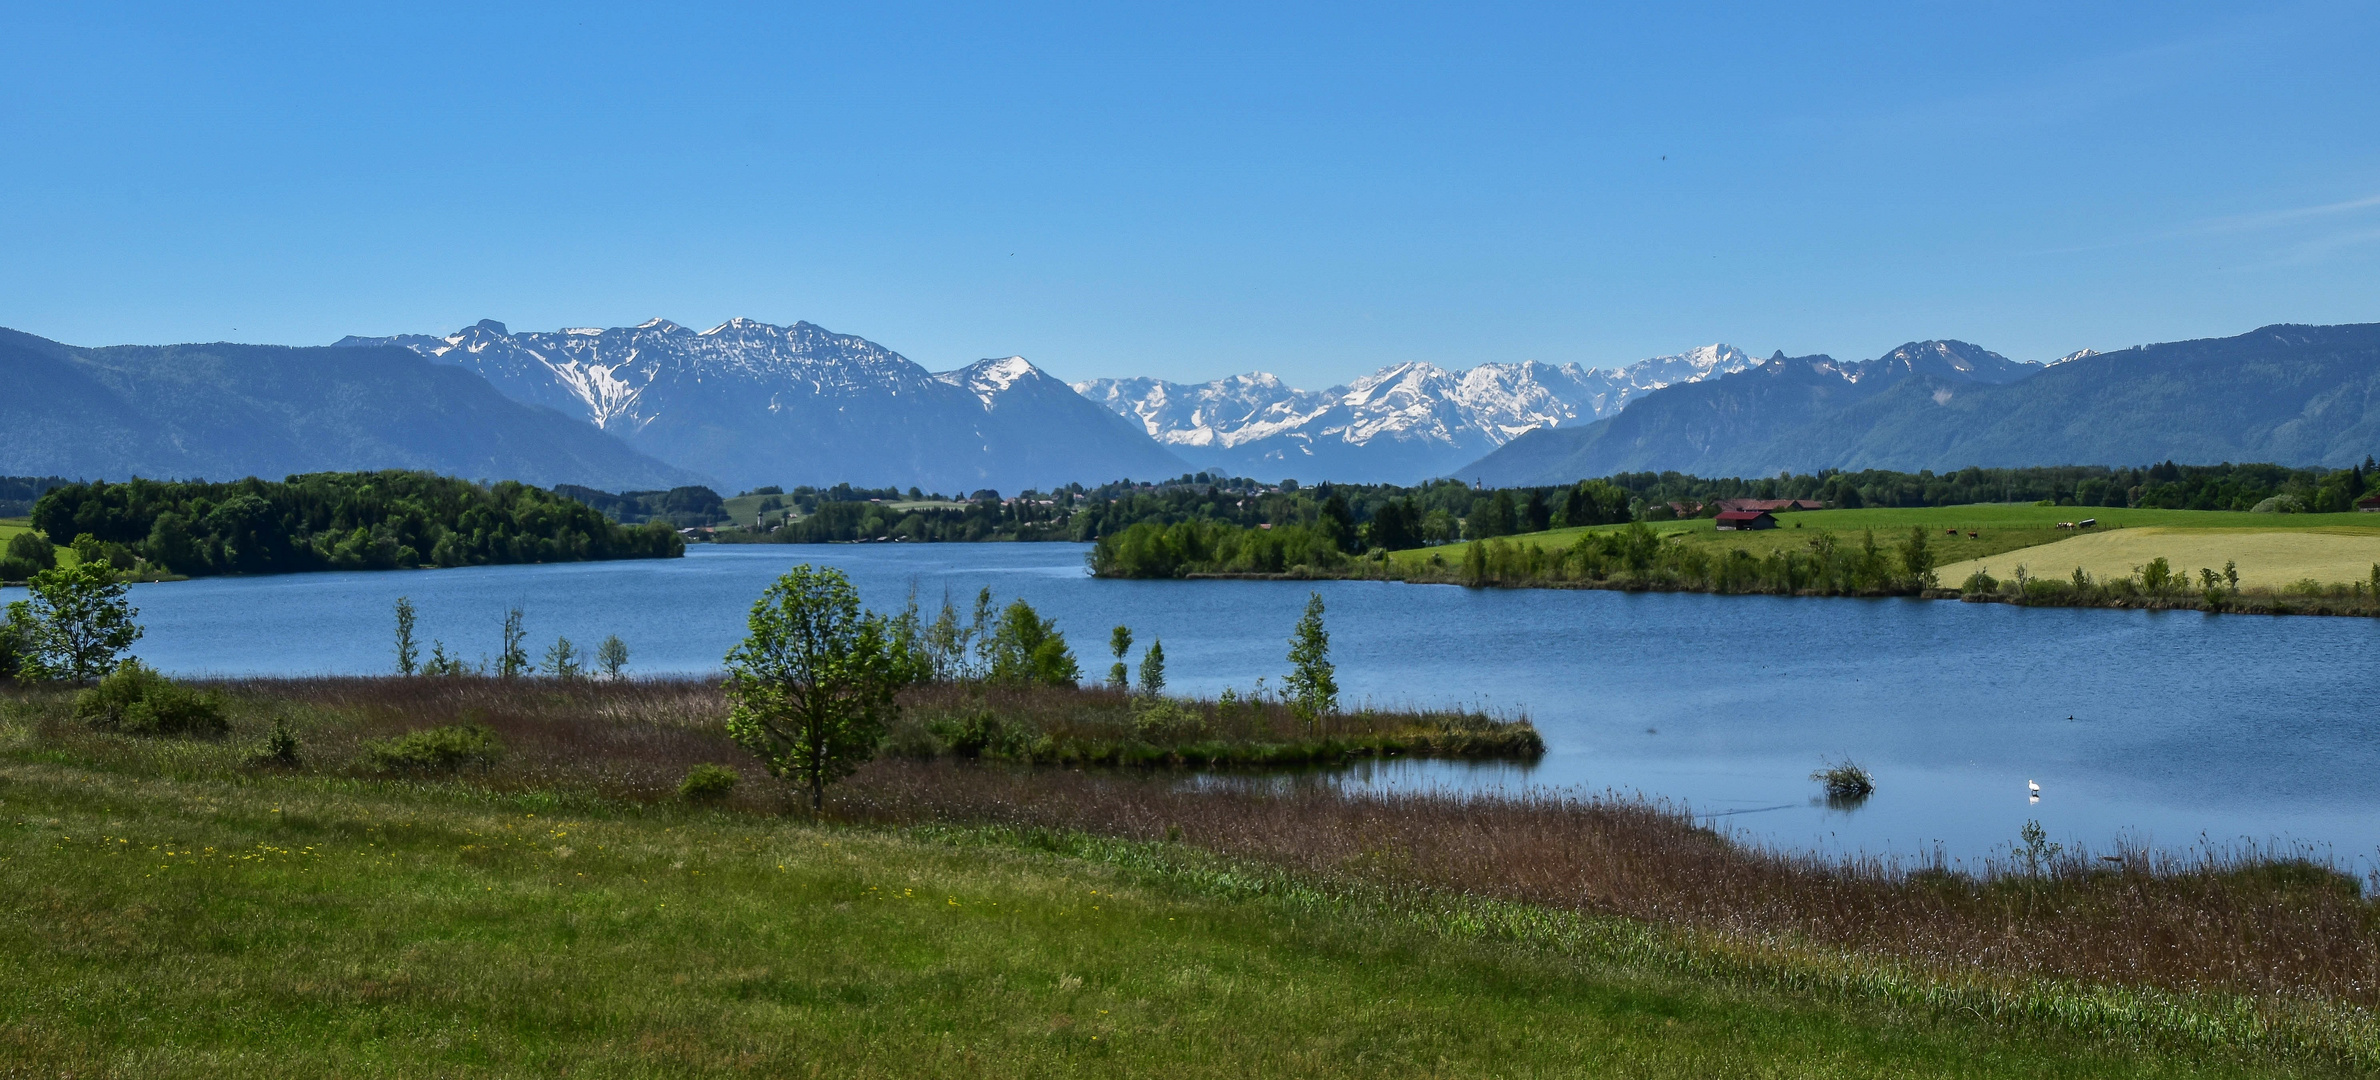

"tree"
[9,562,142,682]
[1520,489,1551,533]
[497,607,529,678]
[393,597,419,675]
[1365,498,1421,551]
[723,565,910,812]
[1,531,57,580]
[597,635,630,678]
[1468,491,1517,539]
[1138,637,1166,695]
[541,635,583,678]
[1107,625,1133,688]
[1284,592,1337,727]
[986,599,1079,686]
[1317,494,1356,552]
[1899,526,1936,589]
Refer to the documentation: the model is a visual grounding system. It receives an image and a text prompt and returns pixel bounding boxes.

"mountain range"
[17,314,2380,495]
[1074,345,1757,483]
[336,319,1189,494]
[1469,324,2380,486]
[0,327,696,491]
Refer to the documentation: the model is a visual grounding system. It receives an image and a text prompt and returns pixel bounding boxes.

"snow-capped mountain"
[336,319,1190,493]
[1074,345,1757,483]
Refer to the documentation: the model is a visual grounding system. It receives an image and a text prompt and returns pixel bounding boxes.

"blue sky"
[4,2,2377,386]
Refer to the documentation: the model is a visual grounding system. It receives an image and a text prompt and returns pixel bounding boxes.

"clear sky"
[5,2,2378,387]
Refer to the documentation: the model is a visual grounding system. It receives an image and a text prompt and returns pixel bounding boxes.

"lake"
[86,542,2380,870]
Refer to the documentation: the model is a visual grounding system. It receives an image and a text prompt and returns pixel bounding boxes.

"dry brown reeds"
[832,759,2380,1009]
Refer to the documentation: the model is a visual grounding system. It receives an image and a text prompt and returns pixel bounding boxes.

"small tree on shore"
[723,565,910,812]
[597,635,629,678]
[7,563,142,682]
[1138,638,1165,695]
[394,597,420,676]
[1108,625,1133,688]
[985,599,1079,687]
[541,635,583,679]
[1899,526,1936,589]
[497,608,529,678]
[1285,592,1337,728]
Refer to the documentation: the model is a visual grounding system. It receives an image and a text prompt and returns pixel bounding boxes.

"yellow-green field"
[1394,505,2380,586]
[1936,526,2380,590]
[0,517,30,544]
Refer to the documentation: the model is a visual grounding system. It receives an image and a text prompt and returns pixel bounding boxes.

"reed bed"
[832,760,2380,1010]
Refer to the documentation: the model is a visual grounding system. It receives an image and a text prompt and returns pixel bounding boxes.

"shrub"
[928,708,1014,759]
[1812,759,1875,799]
[679,763,740,802]
[246,716,302,767]
[74,661,227,737]
[367,724,503,772]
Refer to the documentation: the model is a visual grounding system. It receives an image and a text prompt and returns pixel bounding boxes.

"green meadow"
[1,679,2366,1077]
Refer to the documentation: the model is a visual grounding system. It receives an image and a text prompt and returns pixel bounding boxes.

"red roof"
[1713,510,1771,522]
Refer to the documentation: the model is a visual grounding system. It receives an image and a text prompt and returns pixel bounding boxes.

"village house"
[1714,509,1777,531]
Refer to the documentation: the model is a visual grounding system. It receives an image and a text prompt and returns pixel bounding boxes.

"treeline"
[722,460,2377,553]
[0,477,74,519]
[552,484,728,527]
[766,495,1083,543]
[28,471,682,578]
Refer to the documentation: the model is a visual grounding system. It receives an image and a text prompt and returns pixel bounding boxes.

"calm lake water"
[78,542,2380,869]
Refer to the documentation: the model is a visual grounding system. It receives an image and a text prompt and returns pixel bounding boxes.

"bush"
[679,763,740,802]
[1812,759,1875,799]
[246,717,302,767]
[367,724,503,772]
[74,661,228,737]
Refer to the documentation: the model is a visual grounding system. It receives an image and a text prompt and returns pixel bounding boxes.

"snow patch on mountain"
[1072,345,1758,481]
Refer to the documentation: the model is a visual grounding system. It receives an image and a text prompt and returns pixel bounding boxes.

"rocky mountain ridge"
[338,318,1190,494]
[1075,344,1760,482]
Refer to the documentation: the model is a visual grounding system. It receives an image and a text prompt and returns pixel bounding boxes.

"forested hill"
[0,327,701,492]
[27,472,683,578]
[1466,323,2380,486]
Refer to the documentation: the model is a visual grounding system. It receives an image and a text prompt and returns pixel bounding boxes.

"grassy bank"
[2,678,2374,1075]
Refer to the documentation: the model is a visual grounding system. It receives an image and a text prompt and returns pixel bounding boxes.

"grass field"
[1937,527,2380,590]
[1,678,2375,1075]
[1392,505,2380,586]
[0,517,30,544]
[6,766,2320,1078]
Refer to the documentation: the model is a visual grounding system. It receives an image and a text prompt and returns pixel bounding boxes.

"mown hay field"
[1935,526,2380,590]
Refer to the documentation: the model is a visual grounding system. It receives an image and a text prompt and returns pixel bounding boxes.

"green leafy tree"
[1138,637,1166,695]
[9,562,142,682]
[1108,625,1133,688]
[1284,592,1338,728]
[597,634,630,678]
[1,531,57,580]
[723,565,911,812]
[1317,493,1356,552]
[393,597,420,675]
[1899,526,1936,589]
[986,599,1079,686]
[541,635,583,678]
[498,607,529,679]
